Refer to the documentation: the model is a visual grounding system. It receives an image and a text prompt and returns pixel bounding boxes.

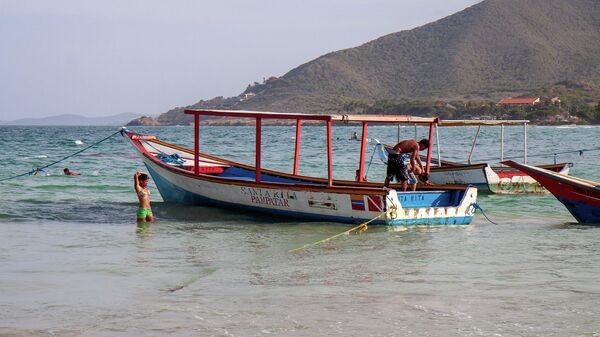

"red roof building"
[497,97,541,105]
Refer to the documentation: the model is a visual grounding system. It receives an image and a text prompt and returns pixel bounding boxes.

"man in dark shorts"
[384,139,430,191]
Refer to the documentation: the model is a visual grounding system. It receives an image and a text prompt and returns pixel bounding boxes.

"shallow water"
[1,125,600,336]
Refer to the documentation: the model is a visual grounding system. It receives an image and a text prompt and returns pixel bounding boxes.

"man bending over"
[384,139,430,191]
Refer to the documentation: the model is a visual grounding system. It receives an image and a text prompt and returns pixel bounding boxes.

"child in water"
[134,172,153,222]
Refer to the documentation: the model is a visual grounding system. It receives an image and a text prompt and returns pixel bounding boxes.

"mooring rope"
[0,129,122,183]
[289,205,397,253]
[473,203,498,225]
[364,141,379,179]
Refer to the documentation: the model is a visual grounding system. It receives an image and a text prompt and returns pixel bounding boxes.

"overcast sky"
[0,0,481,120]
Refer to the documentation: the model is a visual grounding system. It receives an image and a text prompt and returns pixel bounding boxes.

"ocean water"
[1,125,600,336]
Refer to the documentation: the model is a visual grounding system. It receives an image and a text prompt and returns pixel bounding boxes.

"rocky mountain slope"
[130,0,600,125]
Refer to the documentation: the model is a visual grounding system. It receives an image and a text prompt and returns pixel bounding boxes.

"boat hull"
[428,164,491,192]
[142,156,477,226]
[504,160,600,224]
[429,163,571,194]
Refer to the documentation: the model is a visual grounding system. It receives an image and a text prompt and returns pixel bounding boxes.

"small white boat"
[375,119,572,194]
[123,110,478,226]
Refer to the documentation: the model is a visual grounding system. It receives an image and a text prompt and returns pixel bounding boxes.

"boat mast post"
[435,125,441,167]
[256,117,262,182]
[293,119,302,175]
[524,123,528,164]
[194,113,199,176]
[426,122,435,174]
[326,118,333,186]
[358,121,368,182]
[467,125,481,164]
[397,124,400,143]
[500,124,504,166]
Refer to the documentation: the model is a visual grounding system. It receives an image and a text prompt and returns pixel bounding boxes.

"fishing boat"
[503,160,600,224]
[122,109,478,226]
[374,120,571,194]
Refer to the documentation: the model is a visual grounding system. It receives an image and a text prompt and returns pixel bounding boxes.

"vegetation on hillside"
[335,81,600,124]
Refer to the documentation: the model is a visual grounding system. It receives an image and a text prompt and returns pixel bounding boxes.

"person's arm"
[133,172,141,192]
[410,150,417,171]
[411,144,425,171]
[415,151,424,171]
[411,142,424,171]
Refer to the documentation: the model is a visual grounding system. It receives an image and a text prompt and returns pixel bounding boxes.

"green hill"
[130,0,600,125]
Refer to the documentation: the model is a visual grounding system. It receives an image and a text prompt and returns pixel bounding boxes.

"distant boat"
[556,124,577,129]
[123,110,478,226]
[375,119,571,194]
[503,160,600,224]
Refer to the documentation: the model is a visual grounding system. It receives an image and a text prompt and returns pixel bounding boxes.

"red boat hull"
[503,161,600,224]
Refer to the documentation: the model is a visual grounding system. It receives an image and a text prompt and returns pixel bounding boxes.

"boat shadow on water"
[154,202,317,226]
[154,203,478,246]
[549,222,600,230]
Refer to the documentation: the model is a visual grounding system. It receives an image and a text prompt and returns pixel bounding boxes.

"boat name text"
[240,187,295,207]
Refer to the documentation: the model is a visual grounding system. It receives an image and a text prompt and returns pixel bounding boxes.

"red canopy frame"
[184,109,439,187]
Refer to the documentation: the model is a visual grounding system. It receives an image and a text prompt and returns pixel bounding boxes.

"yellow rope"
[289,205,396,253]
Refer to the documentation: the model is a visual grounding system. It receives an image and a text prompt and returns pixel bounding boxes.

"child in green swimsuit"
[134,172,154,222]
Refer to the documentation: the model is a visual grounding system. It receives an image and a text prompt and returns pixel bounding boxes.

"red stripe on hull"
[526,172,600,207]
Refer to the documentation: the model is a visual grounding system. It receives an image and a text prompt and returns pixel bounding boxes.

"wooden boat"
[122,110,478,226]
[503,160,600,224]
[375,120,571,194]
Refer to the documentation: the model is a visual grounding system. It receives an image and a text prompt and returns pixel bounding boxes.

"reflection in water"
[136,221,152,238]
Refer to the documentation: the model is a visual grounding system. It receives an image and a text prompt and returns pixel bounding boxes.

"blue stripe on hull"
[146,164,472,226]
[557,197,600,224]
[388,216,473,226]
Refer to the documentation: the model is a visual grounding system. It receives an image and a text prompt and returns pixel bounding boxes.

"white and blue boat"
[123,110,478,226]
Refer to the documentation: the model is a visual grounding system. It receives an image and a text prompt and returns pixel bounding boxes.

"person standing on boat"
[134,172,154,223]
[384,139,430,191]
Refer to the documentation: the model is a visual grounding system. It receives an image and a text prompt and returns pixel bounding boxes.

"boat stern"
[384,186,477,226]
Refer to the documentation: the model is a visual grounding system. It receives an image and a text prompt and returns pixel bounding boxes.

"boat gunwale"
[503,160,599,191]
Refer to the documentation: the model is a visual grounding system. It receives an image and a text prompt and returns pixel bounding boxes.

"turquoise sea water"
[1,125,600,336]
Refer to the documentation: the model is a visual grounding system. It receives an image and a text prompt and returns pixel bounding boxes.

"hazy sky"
[0,0,481,120]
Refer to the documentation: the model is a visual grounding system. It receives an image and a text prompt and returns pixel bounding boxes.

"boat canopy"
[184,109,439,185]
[432,119,530,165]
[439,119,530,126]
[185,109,439,124]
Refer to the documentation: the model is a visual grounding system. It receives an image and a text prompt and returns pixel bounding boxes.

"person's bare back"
[392,139,423,172]
[393,140,419,155]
